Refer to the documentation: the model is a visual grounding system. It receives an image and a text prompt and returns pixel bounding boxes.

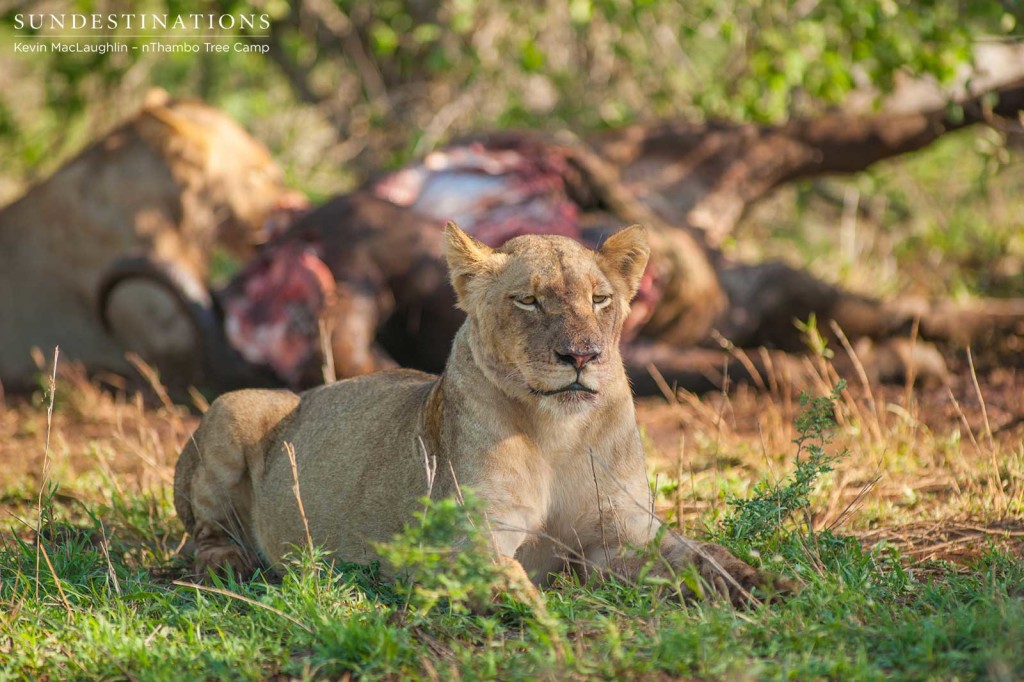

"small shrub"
[721,381,847,543]
[375,492,506,615]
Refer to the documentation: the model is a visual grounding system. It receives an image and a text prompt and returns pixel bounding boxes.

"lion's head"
[444,221,650,412]
[132,95,302,258]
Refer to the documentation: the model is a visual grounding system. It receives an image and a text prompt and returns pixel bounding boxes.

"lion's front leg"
[458,508,545,613]
[576,422,795,605]
[583,517,794,606]
[493,555,544,608]
[651,533,795,605]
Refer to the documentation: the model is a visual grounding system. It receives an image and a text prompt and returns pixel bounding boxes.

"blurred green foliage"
[2,0,1020,188]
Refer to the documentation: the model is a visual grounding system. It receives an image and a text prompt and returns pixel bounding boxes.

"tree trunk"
[591,78,1024,243]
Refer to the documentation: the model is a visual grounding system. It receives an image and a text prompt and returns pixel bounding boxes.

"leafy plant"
[375,492,507,615]
[722,381,847,543]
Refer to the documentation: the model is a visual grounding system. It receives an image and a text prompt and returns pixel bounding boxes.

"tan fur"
[0,95,287,388]
[175,223,788,604]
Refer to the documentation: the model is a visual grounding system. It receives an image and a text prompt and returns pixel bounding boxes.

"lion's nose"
[555,348,601,369]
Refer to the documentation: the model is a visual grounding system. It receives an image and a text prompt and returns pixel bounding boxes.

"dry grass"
[637,351,1024,565]
[0,361,197,534]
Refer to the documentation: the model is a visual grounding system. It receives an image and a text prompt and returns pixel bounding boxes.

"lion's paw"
[694,542,797,607]
[194,544,257,581]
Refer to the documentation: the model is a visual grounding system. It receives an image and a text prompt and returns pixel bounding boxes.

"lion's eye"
[593,294,612,309]
[514,295,539,311]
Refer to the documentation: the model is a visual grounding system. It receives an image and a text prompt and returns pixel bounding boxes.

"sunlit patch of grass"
[4,488,1022,680]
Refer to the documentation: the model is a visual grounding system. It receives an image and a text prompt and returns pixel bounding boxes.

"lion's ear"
[443,221,495,308]
[143,87,171,108]
[598,224,650,300]
[135,103,211,167]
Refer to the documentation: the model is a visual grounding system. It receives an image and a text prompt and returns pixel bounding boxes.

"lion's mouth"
[530,382,598,397]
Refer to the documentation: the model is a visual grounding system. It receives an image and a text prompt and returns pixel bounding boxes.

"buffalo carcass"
[195,129,1021,396]
[99,79,1024,396]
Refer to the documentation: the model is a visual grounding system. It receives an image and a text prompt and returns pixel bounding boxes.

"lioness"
[174,223,786,603]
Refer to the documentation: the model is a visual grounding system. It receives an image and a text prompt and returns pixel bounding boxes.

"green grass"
[3,387,1022,681]
[3,500,1023,680]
